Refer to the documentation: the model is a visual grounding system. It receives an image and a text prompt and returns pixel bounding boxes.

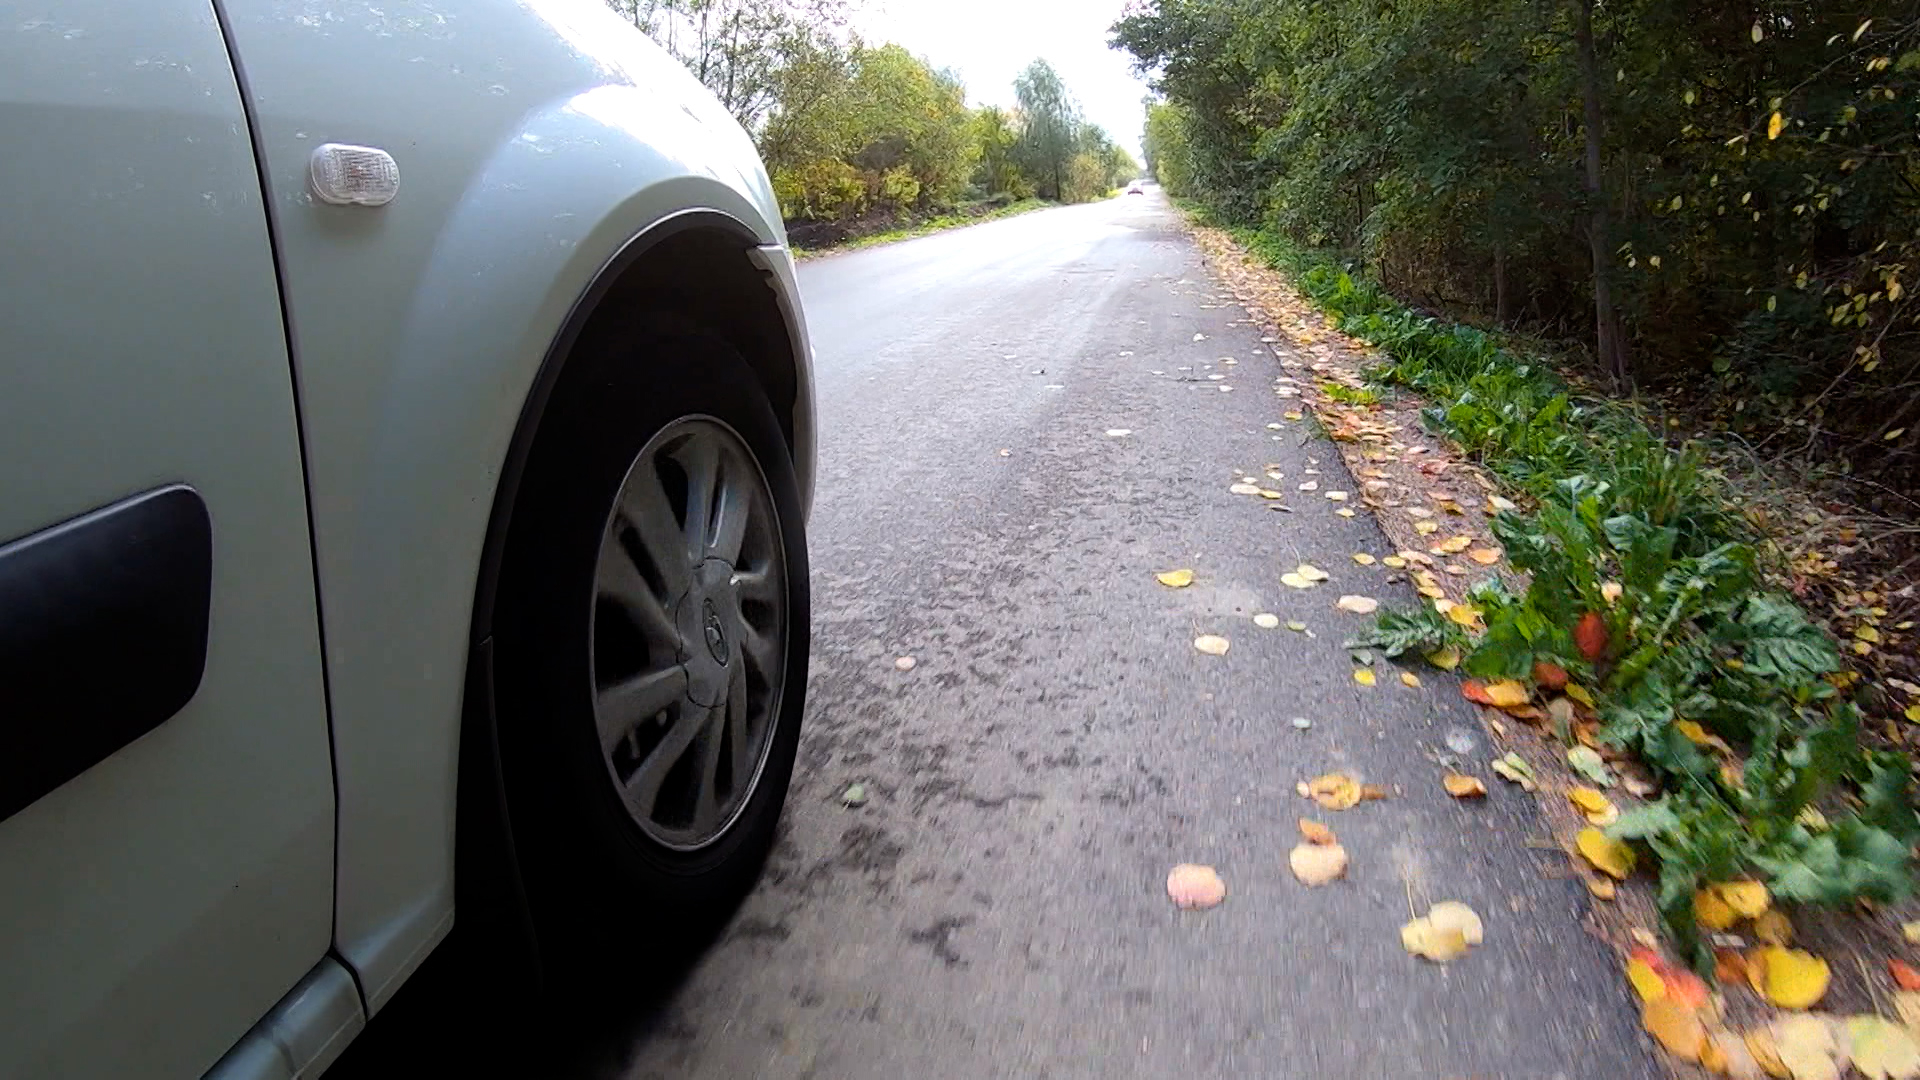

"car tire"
[492,318,808,972]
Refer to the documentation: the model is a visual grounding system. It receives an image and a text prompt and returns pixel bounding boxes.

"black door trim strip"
[0,485,213,824]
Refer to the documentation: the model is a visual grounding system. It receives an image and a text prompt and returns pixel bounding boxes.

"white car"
[0,1,813,1077]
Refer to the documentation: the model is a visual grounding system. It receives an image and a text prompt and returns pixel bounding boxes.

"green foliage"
[1243,226,1914,962]
[1144,102,1194,195]
[1114,0,1920,484]
[625,2,1117,231]
[1349,605,1469,660]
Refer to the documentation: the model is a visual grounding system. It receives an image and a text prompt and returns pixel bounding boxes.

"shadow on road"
[326,912,731,1080]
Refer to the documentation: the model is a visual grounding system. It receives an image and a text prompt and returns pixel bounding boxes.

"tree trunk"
[1571,0,1629,387]
[1493,240,1510,326]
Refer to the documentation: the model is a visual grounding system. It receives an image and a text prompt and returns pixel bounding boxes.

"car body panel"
[214,0,811,1009]
[0,1,335,1074]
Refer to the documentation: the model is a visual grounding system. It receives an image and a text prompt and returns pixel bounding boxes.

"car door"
[0,2,338,1077]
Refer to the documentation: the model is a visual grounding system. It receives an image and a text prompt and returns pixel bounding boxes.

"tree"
[1112,0,1920,482]
[1014,59,1080,200]
[1143,101,1194,196]
[612,0,848,130]
[972,106,1027,197]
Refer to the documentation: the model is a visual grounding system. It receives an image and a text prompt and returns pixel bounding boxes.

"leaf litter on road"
[1156,568,1195,588]
[1193,634,1230,656]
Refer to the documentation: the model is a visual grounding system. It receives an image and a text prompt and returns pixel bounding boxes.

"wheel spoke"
[707,470,751,563]
[596,542,680,655]
[733,566,781,606]
[676,434,721,562]
[624,704,703,820]
[725,660,754,791]
[595,666,685,756]
[615,464,693,598]
[688,704,727,838]
[739,622,783,683]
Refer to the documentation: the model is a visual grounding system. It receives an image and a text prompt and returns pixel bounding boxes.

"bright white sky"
[854,0,1152,164]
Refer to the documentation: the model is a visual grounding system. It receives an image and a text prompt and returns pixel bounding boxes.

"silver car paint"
[214,0,814,1012]
[0,1,335,1075]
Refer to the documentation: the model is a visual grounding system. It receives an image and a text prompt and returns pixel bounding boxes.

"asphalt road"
[604,193,1661,1079]
[335,192,1663,1079]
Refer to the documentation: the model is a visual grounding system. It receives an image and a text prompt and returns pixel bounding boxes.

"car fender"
[215,0,811,1011]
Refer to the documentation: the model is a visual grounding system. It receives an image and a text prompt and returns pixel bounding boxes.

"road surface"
[336,192,1662,1079]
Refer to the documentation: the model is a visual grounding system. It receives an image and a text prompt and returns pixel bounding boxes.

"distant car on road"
[1127,180,1146,194]
[0,0,814,1076]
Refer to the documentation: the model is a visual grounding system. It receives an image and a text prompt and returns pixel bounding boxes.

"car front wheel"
[493,320,808,967]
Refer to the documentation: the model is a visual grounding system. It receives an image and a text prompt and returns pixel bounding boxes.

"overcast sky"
[854,0,1153,163]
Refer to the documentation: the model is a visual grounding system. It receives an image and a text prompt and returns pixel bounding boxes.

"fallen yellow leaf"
[1353,553,1377,565]
[1253,613,1281,629]
[1298,818,1335,845]
[1675,719,1712,744]
[1695,886,1740,931]
[1772,1014,1841,1080]
[1752,947,1831,1009]
[1156,568,1195,588]
[1426,645,1462,670]
[1193,634,1230,655]
[1718,880,1770,918]
[1698,1033,1730,1074]
[1382,555,1408,568]
[1587,877,1617,900]
[1433,535,1474,554]
[1483,679,1529,707]
[1744,1027,1791,1080]
[1896,990,1920,1032]
[1414,520,1440,535]
[1467,547,1502,565]
[1306,773,1362,810]
[1905,920,1920,945]
[1565,684,1596,708]
[1281,572,1315,589]
[1643,997,1707,1063]
[1443,772,1487,798]
[1445,603,1482,629]
[1577,826,1636,879]
[1400,916,1468,962]
[1427,901,1484,945]
[1627,956,1667,1002]
[1336,594,1380,614]
[1288,841,1349,886]
[1568,787,1618,825]
[1295,563,1330,582]
[1846,1015,1920,1080]
[1353,669,1377,686]
[1754,909,1795,947]
[1400,671,1421,688]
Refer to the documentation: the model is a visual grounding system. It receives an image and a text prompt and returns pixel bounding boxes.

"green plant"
[1251,220,1916,968]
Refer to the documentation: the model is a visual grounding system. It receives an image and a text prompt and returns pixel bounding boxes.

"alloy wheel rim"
[588,416,787,851]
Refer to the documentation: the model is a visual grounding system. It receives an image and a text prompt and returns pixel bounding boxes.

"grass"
[1214,217,1918,969]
